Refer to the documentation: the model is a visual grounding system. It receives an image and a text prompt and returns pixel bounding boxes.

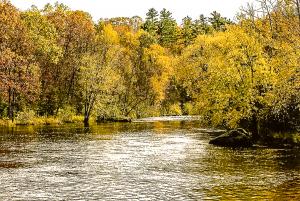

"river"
[0,117,299,200]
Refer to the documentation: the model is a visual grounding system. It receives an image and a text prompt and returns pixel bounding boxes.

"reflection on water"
[0,119,299,200]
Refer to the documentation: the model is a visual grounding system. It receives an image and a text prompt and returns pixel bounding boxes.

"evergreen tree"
[193,14,211,35]
[209,11,232,31]
[158,8,178,48]
[142,8,159,36]
[181,16,194,46]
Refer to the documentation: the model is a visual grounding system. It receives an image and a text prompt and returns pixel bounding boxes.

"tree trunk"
[8,87,15,122]
[251,114,260,141]
[84,115,89,127]
[84,109,90,126]
[8,88,12,120]
[296,0,300,26]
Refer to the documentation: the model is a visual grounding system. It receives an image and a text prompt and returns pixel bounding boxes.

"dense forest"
[0,0,299,136]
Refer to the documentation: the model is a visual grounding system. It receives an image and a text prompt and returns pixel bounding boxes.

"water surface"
[0,117,299,200]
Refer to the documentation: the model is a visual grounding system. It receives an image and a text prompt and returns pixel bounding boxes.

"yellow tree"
[114,30,173,117]
[239,0,300,132]
[79,24,122,124]
[177,26,275,136]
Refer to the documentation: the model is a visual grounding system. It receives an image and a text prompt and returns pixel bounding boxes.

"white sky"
[10,0,255,22]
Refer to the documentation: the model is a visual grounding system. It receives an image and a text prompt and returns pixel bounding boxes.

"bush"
[57,106,78,123]
[42,117,61,125]
[0,119,15,127]
[183,102,194,115]
[15,109,36,125]
[169,103,182,115]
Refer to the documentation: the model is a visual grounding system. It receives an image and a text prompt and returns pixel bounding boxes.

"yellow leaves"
[168,103,183,115]
[143,44,173,102]
[99,24,119,45]
[22,9,62,64]
[174,5,300,128]
[150,77,165,101]
[147,44,173,73]
[177,23,282,127]
[121,31,140,48]
[79,53,120,101]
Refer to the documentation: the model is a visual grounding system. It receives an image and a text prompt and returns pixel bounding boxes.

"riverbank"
[1,115,299,149]
[0,115,133,127]
[0,116,83,127]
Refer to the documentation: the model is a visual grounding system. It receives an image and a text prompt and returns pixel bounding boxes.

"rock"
[209,128,253,147]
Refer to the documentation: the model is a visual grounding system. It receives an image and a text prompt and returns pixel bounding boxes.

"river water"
[0,117,299,200]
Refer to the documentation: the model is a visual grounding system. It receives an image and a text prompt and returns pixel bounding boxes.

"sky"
[10,0,255,22]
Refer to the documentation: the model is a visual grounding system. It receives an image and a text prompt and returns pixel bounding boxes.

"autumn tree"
[106,28,173,118]
[0,1,40,120]
[79,24,122,124]
[21,6,62,115]
[239,0,300,132]
[176,26,277,136]
[46,5,96,113]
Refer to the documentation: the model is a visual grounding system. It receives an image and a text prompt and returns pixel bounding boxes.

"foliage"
[57,106,78,123]
[0,1,40,121]
[79,24,122,123]
[15,109,36,125]
[175,0,300,135]
[0,0,299,135]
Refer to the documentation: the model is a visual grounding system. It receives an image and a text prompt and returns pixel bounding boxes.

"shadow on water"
[273,178,300,200]
[0,117,299,200]
[275,149,300,170]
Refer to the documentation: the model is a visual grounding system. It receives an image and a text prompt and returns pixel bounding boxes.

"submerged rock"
[209,128,253,147]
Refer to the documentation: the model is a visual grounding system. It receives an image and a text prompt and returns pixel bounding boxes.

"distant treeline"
[0,0,299,135]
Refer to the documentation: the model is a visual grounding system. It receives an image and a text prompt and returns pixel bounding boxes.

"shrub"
[168,103,182,115]
[15,109,36,125]
[57,106,77,123]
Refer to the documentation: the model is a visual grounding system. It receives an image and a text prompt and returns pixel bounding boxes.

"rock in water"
[209,128,253,147]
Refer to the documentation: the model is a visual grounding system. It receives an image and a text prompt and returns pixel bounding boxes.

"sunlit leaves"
[177,26,275,128]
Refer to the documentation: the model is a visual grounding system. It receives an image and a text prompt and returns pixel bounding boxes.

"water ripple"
[0,120,299,200]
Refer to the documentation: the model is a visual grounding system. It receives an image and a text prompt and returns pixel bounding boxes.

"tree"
[180,16,194,46]
[0,1,40,121]
[79,24,122,124]
[21,6,62,115]
[142,8,159,37]
[103,16,143,33]
[239,0,300,132]
[46,6,96,113]
[209,11,232,31]
[177,26,276,134]
[106,28,173,118]
[193,14,212,35]
[158,8,178,48]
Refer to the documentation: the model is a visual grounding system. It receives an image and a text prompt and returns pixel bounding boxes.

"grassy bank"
[0,114,132,127]
[0,115,84,127]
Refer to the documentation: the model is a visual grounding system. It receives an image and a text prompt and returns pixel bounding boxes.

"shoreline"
[1,117,299,149]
